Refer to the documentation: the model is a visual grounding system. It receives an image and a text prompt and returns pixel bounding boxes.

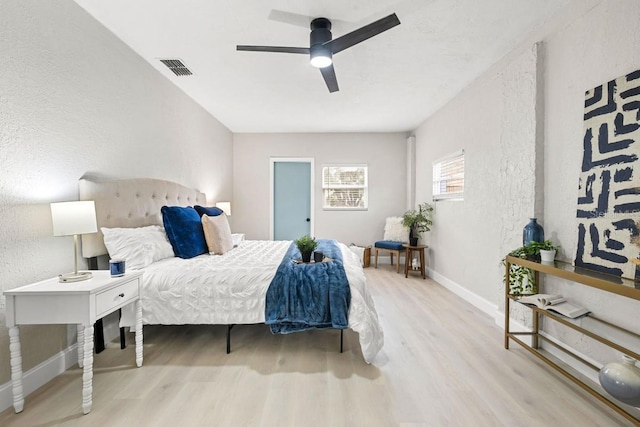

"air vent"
[159,59,193,76]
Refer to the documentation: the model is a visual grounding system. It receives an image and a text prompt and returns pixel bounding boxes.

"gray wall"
[232,133,408,245]
[0,0,233,385]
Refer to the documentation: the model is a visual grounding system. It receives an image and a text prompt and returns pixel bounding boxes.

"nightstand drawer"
[96,277,139,317]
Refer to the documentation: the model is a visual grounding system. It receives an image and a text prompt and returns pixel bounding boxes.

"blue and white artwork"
[575,69,640,279]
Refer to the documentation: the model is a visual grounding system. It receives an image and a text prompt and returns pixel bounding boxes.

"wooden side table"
[403,244,428,279]
[4,270,144,415]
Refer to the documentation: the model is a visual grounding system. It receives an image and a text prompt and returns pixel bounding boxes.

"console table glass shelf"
[504,255,640,426]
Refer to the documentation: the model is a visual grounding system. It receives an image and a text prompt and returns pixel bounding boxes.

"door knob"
[306,218,310,222]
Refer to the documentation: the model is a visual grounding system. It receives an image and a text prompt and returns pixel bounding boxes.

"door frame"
[269,157,315,240]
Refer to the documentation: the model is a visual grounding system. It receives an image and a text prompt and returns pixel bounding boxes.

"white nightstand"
[4,270,144,415]
[232,233,245,247]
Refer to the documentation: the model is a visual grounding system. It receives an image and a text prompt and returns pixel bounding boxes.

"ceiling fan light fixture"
[310,45,332,68]
[237,13,400,91]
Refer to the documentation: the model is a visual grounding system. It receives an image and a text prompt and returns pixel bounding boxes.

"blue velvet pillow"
[161,206,208,259]
[194,205,224,217]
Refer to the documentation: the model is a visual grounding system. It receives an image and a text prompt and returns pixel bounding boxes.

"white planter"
[539,249,556,263]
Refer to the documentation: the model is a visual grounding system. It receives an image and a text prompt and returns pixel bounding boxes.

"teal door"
[273,161,311,240]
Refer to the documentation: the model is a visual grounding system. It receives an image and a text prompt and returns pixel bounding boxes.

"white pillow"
[383,217,409,242]
[202,213,234,255]
[101,225,175,270]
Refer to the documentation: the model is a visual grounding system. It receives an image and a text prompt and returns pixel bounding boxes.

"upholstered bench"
[374,240,405,273]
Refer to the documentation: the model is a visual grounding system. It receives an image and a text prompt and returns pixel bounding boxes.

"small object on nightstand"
[110,259,126,277]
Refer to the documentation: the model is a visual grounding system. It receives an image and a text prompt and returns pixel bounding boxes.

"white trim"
[269,157,315,240]
[432,192,464,201]
[0,343,79,413]
[432,149,464,165]
[432,149,465,201]
[320,164,368,210]
[427,268,602,388]
[427,267,497,316]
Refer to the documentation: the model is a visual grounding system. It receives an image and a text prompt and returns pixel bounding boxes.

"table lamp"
[216,201,231,216]
[50,200,97,282]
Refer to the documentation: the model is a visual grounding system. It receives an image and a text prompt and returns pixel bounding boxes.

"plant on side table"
[530,240,560,263]
[402,202,434,246]
[503,245,537,295]
[503,239,560,295]
[295,235,318,263]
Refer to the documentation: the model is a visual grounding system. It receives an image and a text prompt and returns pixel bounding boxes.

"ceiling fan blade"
[320,64,339,93]
[268,9,349,30]
[268,10,311,28]
[236,45,310,54]
[325,13,400,55]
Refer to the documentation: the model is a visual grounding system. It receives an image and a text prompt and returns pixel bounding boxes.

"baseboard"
[0,313,122,414]
[427,268,598,377]
[0,343,79,413]
[370,254,400,265]
[427,267,498,317]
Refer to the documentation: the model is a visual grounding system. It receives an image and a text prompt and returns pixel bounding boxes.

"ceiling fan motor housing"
[310,18,332,66]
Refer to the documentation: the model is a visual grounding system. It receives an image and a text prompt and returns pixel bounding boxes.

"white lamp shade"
[51,201,98,236]
[216,201,231,216]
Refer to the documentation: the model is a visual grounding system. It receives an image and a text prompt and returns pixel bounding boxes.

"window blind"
[433,151,464,200]
[322,165,368,209]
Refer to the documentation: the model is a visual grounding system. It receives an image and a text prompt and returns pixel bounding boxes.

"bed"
[79,177,384,363]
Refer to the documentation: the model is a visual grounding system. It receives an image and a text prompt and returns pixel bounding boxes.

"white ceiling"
[74,0,566,133]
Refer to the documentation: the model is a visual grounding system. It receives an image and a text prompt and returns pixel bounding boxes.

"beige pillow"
[202,213,234,255]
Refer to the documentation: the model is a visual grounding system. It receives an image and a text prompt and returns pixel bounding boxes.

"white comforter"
[123,240,383,363]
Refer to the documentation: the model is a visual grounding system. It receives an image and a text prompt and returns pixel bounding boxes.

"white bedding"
[122,240,383,363]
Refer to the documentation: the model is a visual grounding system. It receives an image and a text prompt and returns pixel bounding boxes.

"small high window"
[433,150,464,201]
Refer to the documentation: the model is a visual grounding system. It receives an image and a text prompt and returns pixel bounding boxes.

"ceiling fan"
[237,13,401,93]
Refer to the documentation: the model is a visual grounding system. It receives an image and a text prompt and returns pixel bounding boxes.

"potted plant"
[295,235,318,263]
[502,245,537,295]
[402,202,434,246]
[502,239,561,294]
[530,240,560,263]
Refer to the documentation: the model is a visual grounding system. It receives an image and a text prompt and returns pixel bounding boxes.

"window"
[433,150,464,201]
[322,165,368,210]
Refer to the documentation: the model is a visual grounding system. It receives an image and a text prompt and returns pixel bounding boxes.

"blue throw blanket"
[265,239,351,334]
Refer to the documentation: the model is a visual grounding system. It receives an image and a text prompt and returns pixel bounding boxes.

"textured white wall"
[414,43,540,307]
[541,0,640,364]
[414,0,640,368]
[232,133,407,245]
[0,0,232,384]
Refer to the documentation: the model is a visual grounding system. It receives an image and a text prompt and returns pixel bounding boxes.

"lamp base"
[59,271,93,283]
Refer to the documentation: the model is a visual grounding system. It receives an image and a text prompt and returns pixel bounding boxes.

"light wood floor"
[0,265,634,426]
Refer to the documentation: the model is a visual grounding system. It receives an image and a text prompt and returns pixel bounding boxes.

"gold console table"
[504,255,640,425]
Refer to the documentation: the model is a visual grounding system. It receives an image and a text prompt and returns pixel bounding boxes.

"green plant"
[502,244,537,295]
[502,239,560,295]
[295,235,318,255]
[402,202,434,235]
[529,240,560,252]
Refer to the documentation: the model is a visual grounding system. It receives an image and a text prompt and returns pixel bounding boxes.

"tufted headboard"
[79,177,207,258]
